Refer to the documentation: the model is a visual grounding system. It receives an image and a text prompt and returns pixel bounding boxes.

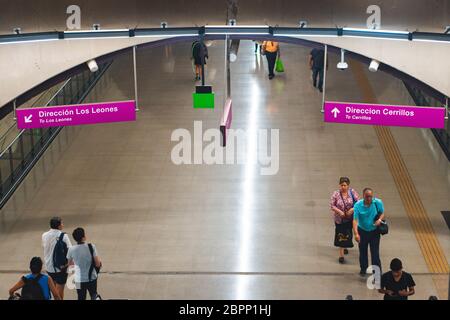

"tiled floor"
[0,41,448,300]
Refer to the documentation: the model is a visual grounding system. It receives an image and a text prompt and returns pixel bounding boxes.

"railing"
[0,79,70,152]
[0,60,113,209]
[0,26,449,45]
[403,81,450,161]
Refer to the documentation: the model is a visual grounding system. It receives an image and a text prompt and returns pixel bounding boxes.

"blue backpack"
[52,233,68,272]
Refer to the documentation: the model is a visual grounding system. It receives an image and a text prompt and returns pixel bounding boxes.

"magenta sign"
[16,100,136,130]
[324,101,445,129]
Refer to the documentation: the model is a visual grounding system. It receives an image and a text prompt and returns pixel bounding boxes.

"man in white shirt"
[42,217,72,299]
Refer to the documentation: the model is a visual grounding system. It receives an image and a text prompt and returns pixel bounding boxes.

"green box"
[193,92,215,109]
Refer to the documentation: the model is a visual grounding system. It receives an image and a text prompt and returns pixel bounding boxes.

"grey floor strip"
[0,270,446,276]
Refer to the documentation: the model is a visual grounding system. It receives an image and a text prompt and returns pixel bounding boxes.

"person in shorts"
[42,217,72,299]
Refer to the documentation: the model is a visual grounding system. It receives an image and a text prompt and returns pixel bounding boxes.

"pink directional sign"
[324,101,445,129]
[16,100,136,130]
[220,98,233,130]
[220,98,233,147]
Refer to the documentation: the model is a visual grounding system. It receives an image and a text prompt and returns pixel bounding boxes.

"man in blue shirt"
[353,188,385,276]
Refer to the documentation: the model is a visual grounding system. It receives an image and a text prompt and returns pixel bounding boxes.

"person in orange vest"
[262,41,280,80]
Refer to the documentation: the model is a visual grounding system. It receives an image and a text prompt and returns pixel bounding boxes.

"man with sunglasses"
[353,188,385,276]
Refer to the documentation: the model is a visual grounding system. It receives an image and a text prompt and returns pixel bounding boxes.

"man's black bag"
[374,201,389,235]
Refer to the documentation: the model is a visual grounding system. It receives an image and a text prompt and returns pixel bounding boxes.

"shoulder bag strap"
[349,189,356,204]
[88,244,95,282]
[338,191,349,212]
[373,199,381,219]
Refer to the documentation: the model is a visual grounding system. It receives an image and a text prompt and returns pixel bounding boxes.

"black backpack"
[20,275,45,300]
[52,233,68,272]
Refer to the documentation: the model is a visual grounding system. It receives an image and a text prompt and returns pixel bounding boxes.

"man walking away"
[379,258,415,300]
[309,48,325,92]
[262,41,280,80]
[191,40,209,81]
[67,227,102,300]
[42,217,72,300]
[353,188,385,276]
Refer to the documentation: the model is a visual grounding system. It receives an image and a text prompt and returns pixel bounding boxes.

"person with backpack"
[330,177,360,264]
[67,227,102,300]
[42,217,72,300]
[191,40,209,81]
[9,257,61,300]
[261,41,280,80]
[353,188,386,276]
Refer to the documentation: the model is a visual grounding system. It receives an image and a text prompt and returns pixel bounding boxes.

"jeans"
[358,227,381,273]
[76,279,98,300]
[265,51,277,77]
[312,67,324,90]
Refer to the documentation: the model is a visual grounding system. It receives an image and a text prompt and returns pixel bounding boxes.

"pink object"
[221,98,233,129]
[324,101,445,129]
[16,100,136,130]
[220,98,233,146]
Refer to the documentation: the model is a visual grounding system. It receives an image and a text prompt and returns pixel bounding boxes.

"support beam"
[321,44,328,113]
[132,45,139,111]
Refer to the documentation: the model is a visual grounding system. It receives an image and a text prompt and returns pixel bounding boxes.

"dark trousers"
[255,43,259,52]
[76,279,98,300]
[312,67,324,89]
[358,227,381,273]
[266,51,277,77]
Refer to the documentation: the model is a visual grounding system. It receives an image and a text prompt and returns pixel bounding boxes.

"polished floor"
[0,41,448,299]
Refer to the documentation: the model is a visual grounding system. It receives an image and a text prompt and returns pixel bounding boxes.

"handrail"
[0,26,449,45]
[0,83,62,149]
[40,78,72,108]
[0,60,112,209]
[0,78,72,158]
[0,129,25,159]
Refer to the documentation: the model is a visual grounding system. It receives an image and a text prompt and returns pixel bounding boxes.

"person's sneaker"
[313,82,317,88]
[269,75,274,80]
[344,249,349,255]
[319,87,323,93]
[338,257,345,264]
[359,270,367,277]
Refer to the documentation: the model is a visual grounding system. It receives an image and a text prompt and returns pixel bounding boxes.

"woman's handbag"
[334,221,354,248]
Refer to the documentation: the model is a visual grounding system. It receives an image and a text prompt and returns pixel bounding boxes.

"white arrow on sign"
[24,115,33,123]
[331,107,340,118]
